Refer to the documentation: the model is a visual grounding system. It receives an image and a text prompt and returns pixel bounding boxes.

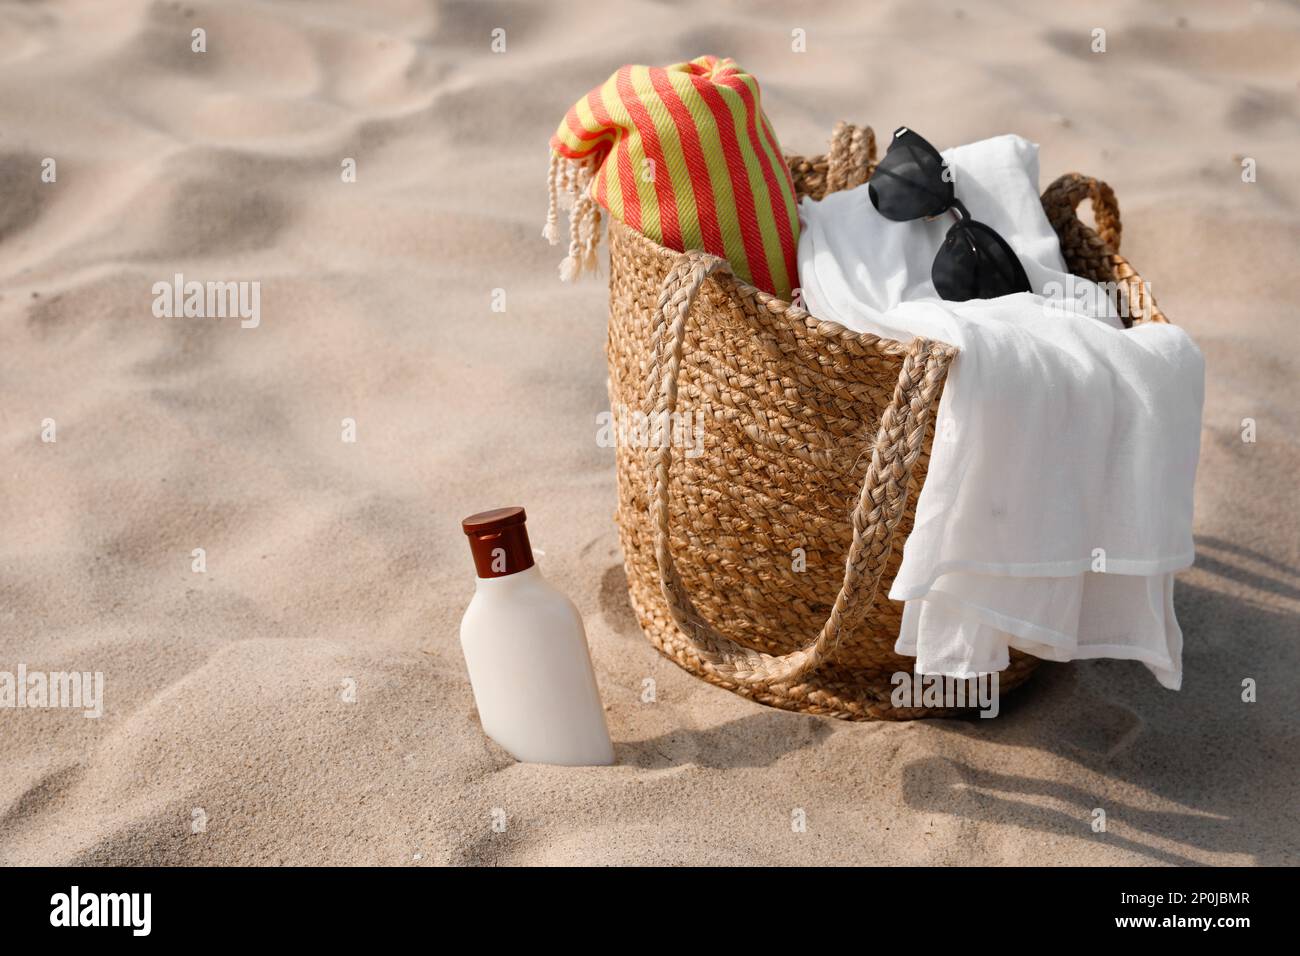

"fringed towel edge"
[544,152,601,282]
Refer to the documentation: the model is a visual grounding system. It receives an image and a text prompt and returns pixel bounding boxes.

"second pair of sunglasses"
[869,127,1032,302]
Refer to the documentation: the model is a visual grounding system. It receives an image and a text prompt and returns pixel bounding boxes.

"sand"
[1,0,1297,866]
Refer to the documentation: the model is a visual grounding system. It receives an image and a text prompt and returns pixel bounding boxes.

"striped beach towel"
[544,55,800,300]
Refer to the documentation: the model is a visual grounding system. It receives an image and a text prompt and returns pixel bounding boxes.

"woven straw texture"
[608,122,1170,720]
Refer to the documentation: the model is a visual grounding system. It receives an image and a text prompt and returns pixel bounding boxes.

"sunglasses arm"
[923,198,970,225]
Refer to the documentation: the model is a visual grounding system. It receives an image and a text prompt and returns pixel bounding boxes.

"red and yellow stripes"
[549,56,799,300]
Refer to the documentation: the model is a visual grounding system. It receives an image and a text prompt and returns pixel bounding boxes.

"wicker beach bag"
[607,122,1169,720]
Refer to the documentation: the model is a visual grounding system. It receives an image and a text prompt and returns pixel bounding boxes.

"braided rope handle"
[825,121,877,194]
[646,250,956,686]
[785,122,877,201]
[1041,172,1168,325]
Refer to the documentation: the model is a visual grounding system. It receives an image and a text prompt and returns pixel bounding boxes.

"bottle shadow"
[617,708,835,770]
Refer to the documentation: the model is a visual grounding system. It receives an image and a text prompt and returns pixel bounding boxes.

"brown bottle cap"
[462,506,534,579]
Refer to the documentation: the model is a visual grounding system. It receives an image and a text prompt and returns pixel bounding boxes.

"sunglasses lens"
[932,221,1033,301]
[868,129,954,221]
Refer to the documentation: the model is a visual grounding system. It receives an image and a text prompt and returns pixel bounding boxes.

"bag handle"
[825,121,877,194]
[646,251,956,686]
[785,122,877,201]
[1041,172,1168,325]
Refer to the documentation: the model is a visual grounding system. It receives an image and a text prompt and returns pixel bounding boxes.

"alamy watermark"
[50,886,150,936]
[1041,274,1152,323]
[152,272,260,329]
[0,664,103,718]
[596,404,705,458]
[891,670,1000,718]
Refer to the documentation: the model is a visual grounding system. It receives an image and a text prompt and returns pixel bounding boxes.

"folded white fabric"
[797,134,1204,689]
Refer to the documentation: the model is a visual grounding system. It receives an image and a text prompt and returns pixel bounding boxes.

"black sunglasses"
[869,127,1032,302]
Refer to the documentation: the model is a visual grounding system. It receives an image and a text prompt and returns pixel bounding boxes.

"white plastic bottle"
[459,507,614,766]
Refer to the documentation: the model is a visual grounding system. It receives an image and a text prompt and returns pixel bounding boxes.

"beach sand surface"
[0,0,1297,865]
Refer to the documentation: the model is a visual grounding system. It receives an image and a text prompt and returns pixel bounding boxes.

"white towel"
[796,134,1204,689]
